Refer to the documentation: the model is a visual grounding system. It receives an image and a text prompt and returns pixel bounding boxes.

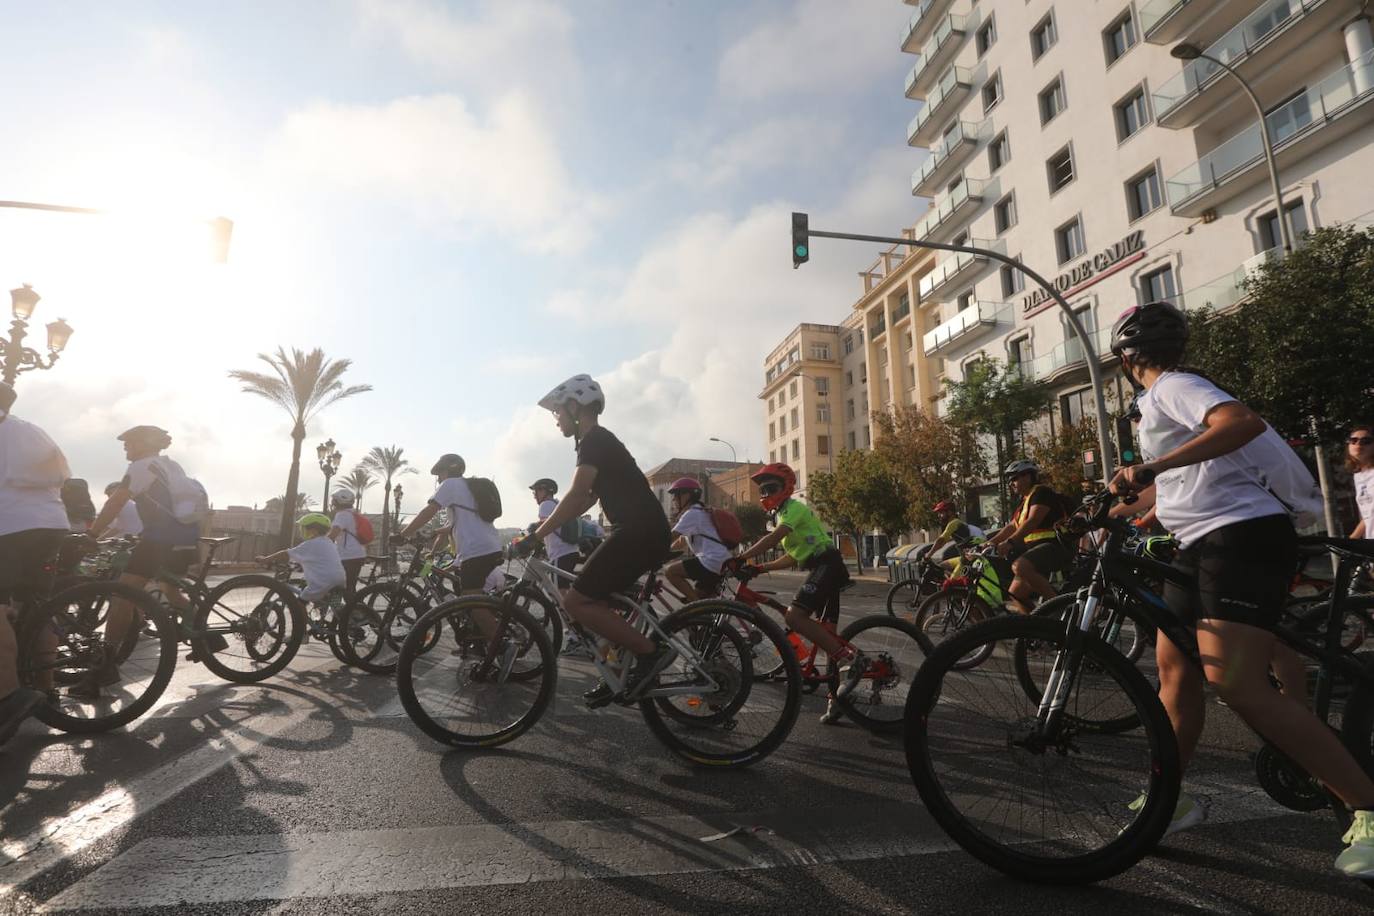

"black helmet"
[529,478,558,494]
[117,425,172,450]
[430,453,465,476]
[1110,301,1188,356]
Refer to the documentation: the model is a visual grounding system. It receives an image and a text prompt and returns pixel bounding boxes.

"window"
[976,17,997,57]
[905,331,913,349]
[982,72,1003,113]
[1047,146,1075,193]
[1268,89,1314,144]
[814,377,829,396]
[871,313,886,337]
[859,361,867,383]
[1126,166,1162,220]
[1030,12,1057,60]
[956,289,975,312]
[1064,307,1097,364]
[1061,386,1093,427]
[988,131,1010,172]
[1055,216,1086,264]
[817,404,831,423]
[845,399,856,420]
[848,431,857,450]
[790,407,799,428]
[845,370,853,387]
[856,328,864,344]
[817,435,830,456]
[893,293,911,321]
[791,440,800,461]
[1038,77,1066,124]
[769,421,775,441]
[810,343,832,360]
[1001,262,1026,297]
[1008,336,1032,371]
[843,335,854,355]
[1115,88,1150,140]
[994,193,1017,234]
[1139,265,1177,304]
[1259,200,1309,250]
[1104,10,1137,65]
[767,396,774,412]
[769,449,776,463]
[779,414,787,433]
[879,345,888,366]
[863,426,871,448]
[789,380,798,398]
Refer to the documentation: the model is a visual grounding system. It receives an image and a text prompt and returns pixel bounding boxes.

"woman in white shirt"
[1347,424,1374,539]
[1109,301,1374,877]
[327,490,367,596]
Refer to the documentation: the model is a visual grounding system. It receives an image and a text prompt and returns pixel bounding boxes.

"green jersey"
[776,497,828,564]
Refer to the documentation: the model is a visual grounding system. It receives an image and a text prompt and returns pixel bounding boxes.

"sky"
[0,0,926,527]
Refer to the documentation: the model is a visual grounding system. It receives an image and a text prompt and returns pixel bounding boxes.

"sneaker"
[819,698,843,726]
[1336,810,1374,878]
[1126,792,1204,836]
[185,633,230,663]
[583,680,616,708]
[0,688,46,744]
[834,650,871,700]
[622,642,676,699]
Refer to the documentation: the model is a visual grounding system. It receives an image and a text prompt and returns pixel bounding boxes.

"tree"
[944,359,1055,517]
[338,467,376,512]
[360,445,416,552]
[808,448,911,573]
[1025,419,1102,499]
[229,347,371,547]
[873,405,987,531]
[734,503,769,545]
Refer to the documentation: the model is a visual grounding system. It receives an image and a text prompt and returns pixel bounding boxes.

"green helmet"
[297,513,332,532]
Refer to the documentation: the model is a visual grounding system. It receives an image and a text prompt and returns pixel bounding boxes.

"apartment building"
[902,0,1374,435]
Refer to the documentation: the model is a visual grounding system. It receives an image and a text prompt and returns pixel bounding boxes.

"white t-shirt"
[288,535,347,597]
[483,566,506,593]
[105,500,143,539]
[1137,371,1289,547]
[430,477,502,561]
[331,510,367,561]
[1354,468,1374,538]
[537,498,577,561]
[672,504,732,574]
[124,455,200,545]
[0,416,71,537]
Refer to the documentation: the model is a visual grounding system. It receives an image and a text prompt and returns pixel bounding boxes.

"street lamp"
[1171,43,1293,252]
[708,437,738,505]
[792,369,834,472]
[316,439,342,507]
[2,284,74,387]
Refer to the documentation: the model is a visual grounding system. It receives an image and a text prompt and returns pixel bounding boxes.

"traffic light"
[791,212,809,268]
[1116,414,1138,464]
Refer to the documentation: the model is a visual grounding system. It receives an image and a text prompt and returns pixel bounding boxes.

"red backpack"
[352,510,375,546]
[706,507,744,549]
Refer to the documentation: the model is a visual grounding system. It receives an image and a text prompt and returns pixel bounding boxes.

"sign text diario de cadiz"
[1020,230,1146,315]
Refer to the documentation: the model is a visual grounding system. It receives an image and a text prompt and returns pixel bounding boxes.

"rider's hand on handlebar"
[1109,463,1158,498]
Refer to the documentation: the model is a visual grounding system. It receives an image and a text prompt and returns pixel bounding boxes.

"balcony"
[905,14,968,100]
[907,66,974,147]
[917,239,996,299]
[913,177,984,244]
[911,120,985,197]
[1166,49,1374,215]
[902,0,955,54]
[1139,0,1255,45]
[1021,326,1115,382]
[1153,0,1345,128]
[923,300,1010,356]
[1176,246,1285,313]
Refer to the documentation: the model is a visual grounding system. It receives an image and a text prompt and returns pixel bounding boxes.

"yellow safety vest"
[1016,485,1060,544]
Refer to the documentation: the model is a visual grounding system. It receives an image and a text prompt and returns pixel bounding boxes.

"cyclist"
[927,500,985,567]
[82,425,206,696]
[327,489,367,597]
[396,454,503,595]
[663,477,730,602]
[1109,300,1374,875]
[1348,422,1374,538]
[100,482,143,539]
[529,478,579,579]
[0,381,69,741]
[516,374,674,705]
[257,514,347,604]
[734,462,868,710]
[985,459,1071,614]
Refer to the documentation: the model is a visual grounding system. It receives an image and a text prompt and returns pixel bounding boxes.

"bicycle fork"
[1035,582,1104,735]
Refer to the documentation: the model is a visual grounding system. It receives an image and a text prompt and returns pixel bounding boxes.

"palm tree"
[360,445,416,552]
[229,347,371,547]
[339,466,376,512]
[264,493,315,515]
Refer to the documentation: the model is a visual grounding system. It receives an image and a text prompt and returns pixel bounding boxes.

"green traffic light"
[795,245,808,257]
[1123,450,1137,462]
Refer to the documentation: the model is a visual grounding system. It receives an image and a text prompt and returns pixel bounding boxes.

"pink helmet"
[668,477,703,498]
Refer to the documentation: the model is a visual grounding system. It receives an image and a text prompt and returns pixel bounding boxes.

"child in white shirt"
[258,514,347,603]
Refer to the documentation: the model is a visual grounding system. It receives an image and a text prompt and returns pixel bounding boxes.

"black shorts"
[458,552,503,592]
[124,540,198,580]
[1163,514,1296,628]
[341,557,365,596]
[792,548,850,623]
[681,556,725,596]
[573,525,672,601]
[0,528,65,605]
[554,553,580,576]
[1016,539,1073,578]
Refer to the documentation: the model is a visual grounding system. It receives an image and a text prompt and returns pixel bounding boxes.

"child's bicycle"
[264,561,371,669]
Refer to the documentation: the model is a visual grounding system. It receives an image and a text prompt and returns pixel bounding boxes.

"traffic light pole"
[800,221,1116,487]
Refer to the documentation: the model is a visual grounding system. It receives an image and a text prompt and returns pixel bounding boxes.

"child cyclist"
[734,462,869,717]
[1109,301,1374,876]
[663,477,730,602]
[257,514,347,605]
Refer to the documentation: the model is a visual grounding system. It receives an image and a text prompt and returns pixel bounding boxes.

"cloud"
[669,116,846,188]
[267,93,605,254]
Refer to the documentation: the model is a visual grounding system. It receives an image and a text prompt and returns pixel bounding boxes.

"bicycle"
[903,485,1374,885]
[884,549,946,618]
[395,549,803,767]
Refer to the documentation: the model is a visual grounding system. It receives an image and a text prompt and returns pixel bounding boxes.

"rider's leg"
[1005,577,1036,615]
[563,589,654,654]
[1011,553,1057,603]
[1154,628,1206,768]
[784,606,844,656]
[1269,641,1308,705]
[662,560,699,603]
[104,571,150,652]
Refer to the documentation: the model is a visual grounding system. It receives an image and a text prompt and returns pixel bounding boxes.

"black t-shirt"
[1017,485,1067,531]
[576,426,668,532]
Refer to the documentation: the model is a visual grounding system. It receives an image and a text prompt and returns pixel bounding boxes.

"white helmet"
[538,374,604,414]
[332,489,355,506]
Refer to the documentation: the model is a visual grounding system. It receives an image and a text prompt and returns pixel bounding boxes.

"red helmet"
[751,462,796,511]
[668,477,703,499]
[932,500,954,514]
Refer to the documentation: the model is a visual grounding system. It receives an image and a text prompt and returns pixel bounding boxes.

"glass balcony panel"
[902,0,953,53]
[908,66,973,145]
[906,14,968,98]
[921,300,1009,356]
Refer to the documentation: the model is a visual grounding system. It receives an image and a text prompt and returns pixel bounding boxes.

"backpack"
[1223,427,1324,529]
[352,510,375,545]
[705,507,744,549]
[556,503,582,544]
[171,477,210,525]
[462,477,503,522]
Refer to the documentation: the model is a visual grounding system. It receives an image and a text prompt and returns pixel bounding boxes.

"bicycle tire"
[914,590,996,669]
[904,615,1180,884]
[638,599,802,768]
[834,615,933,735]
[23,581,178,734]
[505,582,563,656]
[1032,593,1151,664]
[192,574,307,683]
[341,582,435,675]
[885,578,923,620]
[396,596,555,748]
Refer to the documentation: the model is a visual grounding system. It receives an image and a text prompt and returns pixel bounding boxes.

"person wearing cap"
[926,500,985,567]
[395,454,503,594]
[257,514,347,604]
[0,381,70,742]
[529,478,579,579]
[327,489,367,597]
[984,458,1072,614]
[663,477,729,602]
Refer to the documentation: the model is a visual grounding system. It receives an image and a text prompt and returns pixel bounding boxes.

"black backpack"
[463,477,503,522]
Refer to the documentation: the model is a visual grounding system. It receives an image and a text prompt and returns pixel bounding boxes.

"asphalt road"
[2,571,1371,915]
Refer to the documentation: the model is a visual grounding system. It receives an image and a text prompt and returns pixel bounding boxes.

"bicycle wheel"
[914,590,996,669]
[904,616,1180,884]
[885,578,924,621]
[341,582,433,675]
[21,581,178,734]
[504,582,563,656]
[397,596,555,748]
[834,615,934,734]
[192,574,306,683]
[639,599,802,768]
[1032,593,1152,664]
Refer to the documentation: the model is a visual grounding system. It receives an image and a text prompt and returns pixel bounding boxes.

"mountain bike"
[884,549,946,618]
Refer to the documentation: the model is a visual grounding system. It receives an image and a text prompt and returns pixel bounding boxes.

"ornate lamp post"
[316,439,342,508]
[2,285,74,387]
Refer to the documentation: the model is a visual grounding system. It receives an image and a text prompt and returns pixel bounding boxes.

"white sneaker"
[1127,791,1205,836]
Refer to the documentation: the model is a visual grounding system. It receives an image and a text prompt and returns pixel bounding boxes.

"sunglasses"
[1351,436,1374,446]
[759,482,784,496]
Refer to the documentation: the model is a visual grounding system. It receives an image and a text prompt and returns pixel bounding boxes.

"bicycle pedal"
[585,692,620,710]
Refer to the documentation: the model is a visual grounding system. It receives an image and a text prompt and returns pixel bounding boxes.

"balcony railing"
[1153,0,1329,121]
[911,120,984,196]
[907,66,974,146]
[922,300,1009,356]
[1166,49,1374,210]
[905,13,968,100]
[917,240,995,299]
[1020,325,1114,381]
[1174,246,1286,313]
[1138,0,1195,39]
[913,177,984,243]
[902,0,953,53]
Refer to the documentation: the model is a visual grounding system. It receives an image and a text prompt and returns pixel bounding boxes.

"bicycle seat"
[1298,536,1374,560]
[199,536,236,546]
